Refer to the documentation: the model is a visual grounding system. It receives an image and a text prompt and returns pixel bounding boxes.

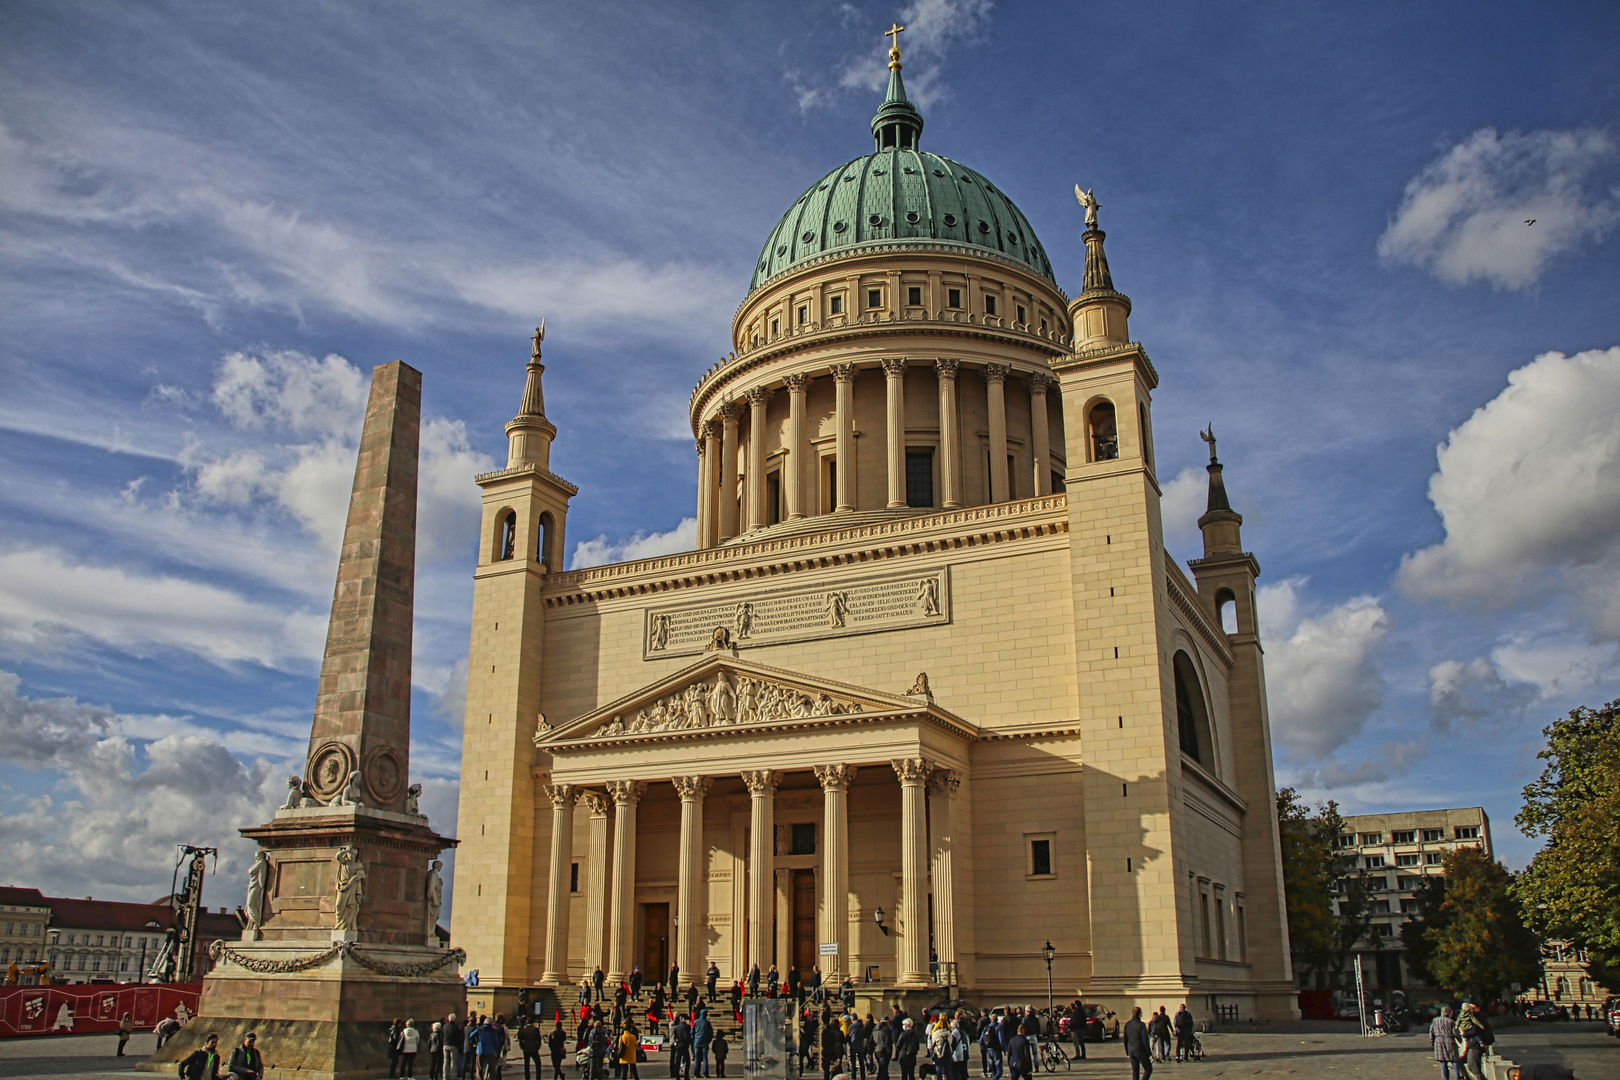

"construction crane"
[149,845,216,983]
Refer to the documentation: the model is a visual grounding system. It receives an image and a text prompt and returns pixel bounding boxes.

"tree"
[1401,847,1541,1001]
[1277,788,1371,989]
[1513,699,1620,988]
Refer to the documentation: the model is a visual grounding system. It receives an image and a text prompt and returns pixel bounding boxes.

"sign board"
[818,943,839,956]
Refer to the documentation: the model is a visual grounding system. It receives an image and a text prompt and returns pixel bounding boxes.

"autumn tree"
[1513,698,1620,988]
[1400,847,1541,1001]
[1278,788,1371,989]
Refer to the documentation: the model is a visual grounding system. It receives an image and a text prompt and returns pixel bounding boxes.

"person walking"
[547,1020,568,1080]
[228,1032,265,1080]
[115,1012,134,1056]
[949,1018,970,1080]
[430,1022,445,1080]
[588,1020,611,1080]
[711,1031,729,1079]
[615,1023,639,1080]
[979,1011,1002,1080]
[630,967,644,1000]
[519,1019,544,1080]
[1171,1005,1194,1063]
[474,1017,505,1080]
[180,1032,223,1080]
[692,1009,713,1078]
[1429,1006,1460,1080]
[1121,1008,1152,1080]
[1003,1029,1030,1080]
[670,1015,693,1080]
[895,1018,919,1080]
[747,965,761,998]
[1148,1008,1171,1063]
[1456,1003,1492,1080]
[400,1019,421,1079]
[444,1014,466,1080]
[390,1019,408,1078]
[872,1017,894,1080]
[846,1011,868,1080]
[706,963,720,1003]
[820,1009,846,1080]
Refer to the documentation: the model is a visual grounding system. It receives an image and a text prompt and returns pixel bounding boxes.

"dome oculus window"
[832,220,847,233]
[801,231,814,243]
[978,221,991,233]
[905,211,920,224]
[872,169,885,176]
[868,214,882,226]
[776,245,787,256]
[942,214,957,227]
[932,169,945,177]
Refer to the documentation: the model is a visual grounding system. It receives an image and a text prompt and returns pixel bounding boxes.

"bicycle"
[1038,1039,1071,1072]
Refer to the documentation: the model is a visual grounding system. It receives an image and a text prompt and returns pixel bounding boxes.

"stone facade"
[451,50,1297,1024]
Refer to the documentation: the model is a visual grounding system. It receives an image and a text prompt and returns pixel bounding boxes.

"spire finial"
[1200,424,1217,464]
[886,22,905,69]
[532,319,545,360]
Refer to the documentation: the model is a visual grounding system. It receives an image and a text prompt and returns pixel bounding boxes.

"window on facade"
[1016,304,1026,324]
[1392,830,1416,843]
[538,511,555,573]
[984,295,997,316]
[120,959,129,971]
[907,286,922,306]
[77,955,86,971]
[798,305,808,325]
[771,318,779,336]
[1360,833,1384,845]
[570,863,579,893]
[1335,834,1355,848]
[1421,828,1443,842]
[1089,401,1118,461]
[905,448,934,508]
[947,288,962,308]
[1454,826,1479,839]
[1365,855,1385,868]
[1396,853,1419,867]
[1397,875,1423,891]
[1370,899,1391,913]
[1375,924,1394,938]
[765,472,782,526]
[1424,853,1442,865]
[1173,651,1213,765]
[1040,318,1048,334]
[1199,891,1212,956]
[497,510,516,562]
[1236,905,1247,962]
[790,823,817,856]
[1050,470,1065,494]
[868,289,882,309]
[95,935,104,947]
[830,295,843,315]
[1025,837,1052,877]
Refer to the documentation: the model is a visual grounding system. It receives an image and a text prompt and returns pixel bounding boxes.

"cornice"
[542,707,975,755]
[1164,554,1234,667]
[742,239,1070,310]
[1050,340,1160,389]
[542,495,1069,607]
[474,462,580,496]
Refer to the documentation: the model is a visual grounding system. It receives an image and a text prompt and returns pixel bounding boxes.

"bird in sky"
[1525,219,1536,225]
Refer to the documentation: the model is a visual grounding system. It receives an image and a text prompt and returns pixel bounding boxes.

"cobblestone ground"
[2,1024,1615,1080]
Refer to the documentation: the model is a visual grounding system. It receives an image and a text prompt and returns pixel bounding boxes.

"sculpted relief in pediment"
[591,670,865,739]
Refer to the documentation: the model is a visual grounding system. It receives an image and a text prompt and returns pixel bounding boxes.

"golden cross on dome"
[886,21,905,68]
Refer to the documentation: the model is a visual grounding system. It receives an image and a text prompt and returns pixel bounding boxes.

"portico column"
[985,363,1010,503]
[539,781,577,986]
[1029,372,1053,497]
[882,358,908,508]
[746,386,771,530]
[694,439,710,549]
[673,776,711,988]
[814,764,857,982]
[701,420,721,547]
[606,779,647,984]
[741,769,780,973]
[581,791,610,978]
[927,769,961,974]
[891,757,932,986]
[785,374,809,520]
[719,402,741,541]
[934,360,962,508]
[832,364,856,512]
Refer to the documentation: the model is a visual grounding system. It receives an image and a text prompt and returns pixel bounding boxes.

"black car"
[1526,1002,1570,1021]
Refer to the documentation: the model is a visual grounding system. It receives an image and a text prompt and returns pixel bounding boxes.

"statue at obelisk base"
[140,362,462,1080]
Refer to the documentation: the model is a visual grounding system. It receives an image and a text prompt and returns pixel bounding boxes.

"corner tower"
[452,326,577,992]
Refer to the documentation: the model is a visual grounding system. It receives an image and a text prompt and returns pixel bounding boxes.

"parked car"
[1526,1002,1570,1021]
[1602,995,1618,1038]
[1079,1005,1119,1042]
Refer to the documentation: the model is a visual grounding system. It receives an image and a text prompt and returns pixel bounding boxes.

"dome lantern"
[871,23,923,151]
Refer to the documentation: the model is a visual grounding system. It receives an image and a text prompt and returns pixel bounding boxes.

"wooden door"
[792,869,817,974]
[643,903,669,981]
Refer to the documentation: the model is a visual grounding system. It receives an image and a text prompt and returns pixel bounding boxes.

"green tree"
[1277,788,1370,989]
[1513,699,1620,988]
[1401,847,1541,1001]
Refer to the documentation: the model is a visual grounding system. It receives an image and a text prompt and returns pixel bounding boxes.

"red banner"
[0,983,202,1037]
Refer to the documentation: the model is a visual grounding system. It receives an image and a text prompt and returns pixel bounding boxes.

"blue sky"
[2,1,1618,916]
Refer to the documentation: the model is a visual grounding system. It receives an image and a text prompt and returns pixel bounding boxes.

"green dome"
[748,62,1055,294]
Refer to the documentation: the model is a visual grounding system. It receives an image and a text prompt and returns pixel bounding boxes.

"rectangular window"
[1028,837,1053,877]
[1399,898,1421,913]
[1392,830,1416,843]
[984,295,997,316]
[790,822,817,855]
[120,959,129,971]
[1051,470,1066,494]
[1335,834,1355,848]
[1370,899,1391,913]
[907,286,922,306]
[823,458,838,513]
[1397,875,1423,890]
[1039,318,1048,333]
[868,289,882,309]
[91,957,100,971]
[1422,828,1443,842]
[570,862,580,893]
[1454,826,1479,839]
[1237,905,1247,962]
[905,448,934,508]
[830,295,843,315]
[1016,304,1026,324]
[771,318,779,337]
[1375,924,1394,938]
[1424,853,1442,865]
[798,305,808,324]
[1364,855,1385,868]
[1395,853,1419,866]
[1359,832,1383,845]
[1199,892,1212,956]
[95,935,104,947]
[947,287,962,308]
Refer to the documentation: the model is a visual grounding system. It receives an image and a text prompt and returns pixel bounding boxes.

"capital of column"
[701,418,720,439]
[831,362,858,384]
[720,399,743,422]
[927,768,962,797]
[607,780,647,807]
[934,358,959,379]
[542,782,577,808]
[672,775,713,801]
[1027,371,1054,395]
[694,439,704,457]
[784,373,810,393]
[747,386,772,407]
[983,363,1010,386]
[579,790,609,817]
[813,763,859,792]
[890,757,933,784]
[881,358,908,378]
[741,769,781,797]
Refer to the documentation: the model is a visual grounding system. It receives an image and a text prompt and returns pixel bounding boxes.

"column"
[539,781,576,986]
[606,779,646,984]
[582,791,610,979]
[927,769,961,973]
[882,358,907,508]
[694,439,710,549]
[985,363,1010,503]
[701,420,721,547]
[774,869,792,971]
[746,386,771,531]
[1029,372,1053,497]
[891,757,932,986]
[814,764,857,981]
[719,402,741,541]
[741,770,779,973]
[832,364,856,512]
[935,360,961,508]
[785,374,809,519]
[673,776,711,988]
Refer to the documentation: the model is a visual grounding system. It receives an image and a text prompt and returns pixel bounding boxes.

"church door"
[792,869,817,975]
[643,903,669,982]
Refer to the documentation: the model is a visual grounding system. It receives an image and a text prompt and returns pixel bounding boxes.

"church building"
[451,36,1297,1022]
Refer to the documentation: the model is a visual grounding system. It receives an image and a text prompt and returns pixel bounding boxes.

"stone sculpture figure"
[708,671,738,725]
[916,577,940,617]
[736,677,758,723]
[649,614,671,652]
[423,859,444,944]
[733,602,755,639]
[243,850,271,939]
[283,776,307,810]
[705,626,734,652]
[1074,185,1101,229]
[825,591,849,628]
[333,770,364,808]
[333,845,366,932]
[404,783,422,816]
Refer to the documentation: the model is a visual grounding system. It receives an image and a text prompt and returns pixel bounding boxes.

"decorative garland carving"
[344,945,467,978]
[209,939,467,978]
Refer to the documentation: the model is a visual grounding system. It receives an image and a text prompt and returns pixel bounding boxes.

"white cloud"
[1398,346,1620,640]
[1159,466,1205,559]
[1290,739,1428,791]
[1259,579,1390,758]
[570,517,697,570]
[1491,637,1620,701]
[1377,127,1620,289]
[1427,656,1535,731]
[212,349,368,437]
[835,0,995,108]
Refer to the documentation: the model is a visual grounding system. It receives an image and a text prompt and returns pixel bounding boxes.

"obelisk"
[140,361,462,1080]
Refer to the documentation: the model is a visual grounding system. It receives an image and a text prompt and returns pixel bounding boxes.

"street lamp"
[873,907,889,936]
[1042,941,1056,1017]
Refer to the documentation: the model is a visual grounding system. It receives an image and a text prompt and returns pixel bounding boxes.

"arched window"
[1089,401,1118,462]
[496,510,516,561]
[1215,588,1239,635]
[1173,650,1215,766]
[1138,402,1153,469]
[538,512,556,572]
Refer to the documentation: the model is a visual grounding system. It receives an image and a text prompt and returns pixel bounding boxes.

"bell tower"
[452,325,577,995]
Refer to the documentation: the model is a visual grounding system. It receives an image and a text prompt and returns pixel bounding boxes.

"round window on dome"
[872,169,885,176]
[868,214,882,226]
[843,176,855,183]
[833,221,847,233]
[801,232,815,243]
[905,211,920,224]
[978,221,991,233]
[943,214,957,227]
[960,176,973,183]
[932,169,945,177]
[776,245,787,256]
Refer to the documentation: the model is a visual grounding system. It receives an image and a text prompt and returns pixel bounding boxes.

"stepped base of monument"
[137,1017,417,1080]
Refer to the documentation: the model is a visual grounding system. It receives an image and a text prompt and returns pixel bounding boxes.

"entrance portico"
[533,654,975,993]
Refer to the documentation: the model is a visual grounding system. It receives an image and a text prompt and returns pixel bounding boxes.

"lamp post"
[1042,941,1056,1017]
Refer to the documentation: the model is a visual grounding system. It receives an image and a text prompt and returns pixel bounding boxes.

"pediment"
[537,655,967,747]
